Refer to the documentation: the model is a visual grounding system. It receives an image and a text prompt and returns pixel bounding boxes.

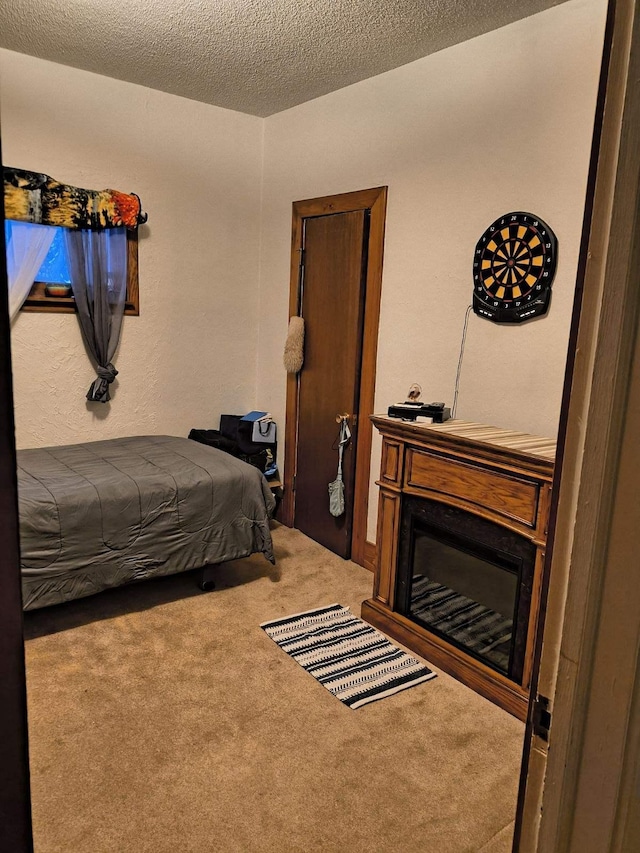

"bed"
[17,435,276,610]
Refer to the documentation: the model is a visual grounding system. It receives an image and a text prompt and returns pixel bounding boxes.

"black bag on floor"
[188,428,237,454]
[188,428,269,473]
[220,413,277,456]
[237,449,269,472]
[219,415,242,443]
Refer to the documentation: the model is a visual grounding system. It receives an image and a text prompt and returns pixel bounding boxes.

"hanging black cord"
[451,305,473,419]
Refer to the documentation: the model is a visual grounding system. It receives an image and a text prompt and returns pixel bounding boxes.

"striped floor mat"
[261,604,436,709]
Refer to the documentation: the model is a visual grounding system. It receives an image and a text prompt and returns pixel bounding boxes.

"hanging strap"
[335,417,351,480]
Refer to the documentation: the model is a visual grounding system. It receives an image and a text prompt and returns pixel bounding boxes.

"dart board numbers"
[472,212,558,324]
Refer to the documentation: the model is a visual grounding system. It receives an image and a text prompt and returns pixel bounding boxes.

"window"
[9,222,139,315]
[34,227,71,286]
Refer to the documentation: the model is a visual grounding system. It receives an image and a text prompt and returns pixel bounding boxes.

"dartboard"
[472,212,558,323]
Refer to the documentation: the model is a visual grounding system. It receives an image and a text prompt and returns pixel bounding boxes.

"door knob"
[335,413,351,423]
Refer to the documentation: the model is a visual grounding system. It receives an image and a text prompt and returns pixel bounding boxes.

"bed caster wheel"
[199,565,217,592]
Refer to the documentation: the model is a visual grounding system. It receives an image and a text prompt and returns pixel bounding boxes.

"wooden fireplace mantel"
[361,416,556,720]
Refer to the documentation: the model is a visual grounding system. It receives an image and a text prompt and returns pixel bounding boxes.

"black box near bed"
[17,435,276,610]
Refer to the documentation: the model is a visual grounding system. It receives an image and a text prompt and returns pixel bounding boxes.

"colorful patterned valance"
[3,167,147,230]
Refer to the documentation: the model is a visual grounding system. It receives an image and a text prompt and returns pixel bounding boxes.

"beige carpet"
[23,524,524,853]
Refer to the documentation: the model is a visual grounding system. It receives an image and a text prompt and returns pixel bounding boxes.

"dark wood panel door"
[294,210,368,558]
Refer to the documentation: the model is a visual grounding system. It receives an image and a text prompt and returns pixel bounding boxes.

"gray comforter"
[17,435,276,610]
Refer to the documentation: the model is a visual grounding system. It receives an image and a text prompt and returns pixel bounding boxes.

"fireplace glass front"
[395,496,536,682]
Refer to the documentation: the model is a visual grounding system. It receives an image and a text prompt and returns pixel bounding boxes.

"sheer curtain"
[4,221,55,320]
[65,227,128,402]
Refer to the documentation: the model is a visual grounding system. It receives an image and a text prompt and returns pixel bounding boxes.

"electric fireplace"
[395,495,536,683]
[361,416,555,720]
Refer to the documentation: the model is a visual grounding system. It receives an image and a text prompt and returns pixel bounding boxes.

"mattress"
[17,435,276,610]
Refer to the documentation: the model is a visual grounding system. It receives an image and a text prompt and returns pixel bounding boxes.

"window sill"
[21,288,139,316]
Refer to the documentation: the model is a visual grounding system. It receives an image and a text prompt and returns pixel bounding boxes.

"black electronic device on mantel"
[387,402,451,423]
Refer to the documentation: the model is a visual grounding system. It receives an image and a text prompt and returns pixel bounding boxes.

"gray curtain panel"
[65,227,127,402]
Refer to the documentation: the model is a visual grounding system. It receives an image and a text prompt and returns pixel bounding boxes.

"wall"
[257,0,608,540]
[0,50,264,448]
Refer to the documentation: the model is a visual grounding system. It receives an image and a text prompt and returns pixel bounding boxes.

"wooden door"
[293,210,368,557]
[282,186,387,569]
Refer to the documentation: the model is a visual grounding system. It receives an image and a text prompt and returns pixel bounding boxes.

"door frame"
[280,186,387,569]
[515,0,640,849]
[0,139,34,851]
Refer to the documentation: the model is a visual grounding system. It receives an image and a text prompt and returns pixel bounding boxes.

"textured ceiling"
[1,0,567,117]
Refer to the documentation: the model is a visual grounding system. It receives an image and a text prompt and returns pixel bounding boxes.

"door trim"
[513,0,616,845]
[0,143,34,851]
[515,0,640,849]
[281,186,387,568]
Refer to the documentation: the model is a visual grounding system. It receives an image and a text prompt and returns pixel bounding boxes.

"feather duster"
[283,316,305,373]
